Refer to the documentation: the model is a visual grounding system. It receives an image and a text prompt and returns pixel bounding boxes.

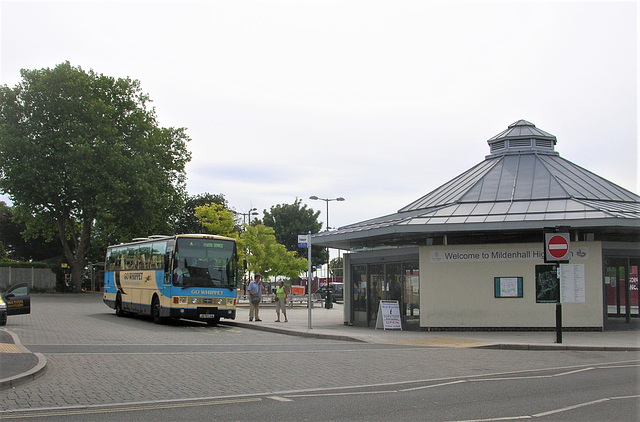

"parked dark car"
[0,283,31,326]
[316,283,343,302]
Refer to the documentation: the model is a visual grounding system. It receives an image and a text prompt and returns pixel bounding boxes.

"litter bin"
[325,290,333,309]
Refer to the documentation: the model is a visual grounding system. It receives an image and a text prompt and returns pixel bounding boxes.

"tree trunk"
[57,214,93,292]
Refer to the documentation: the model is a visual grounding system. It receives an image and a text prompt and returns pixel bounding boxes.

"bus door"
[158,241,173,299]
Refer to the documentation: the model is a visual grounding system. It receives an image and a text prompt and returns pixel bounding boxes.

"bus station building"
[311,120,640,331]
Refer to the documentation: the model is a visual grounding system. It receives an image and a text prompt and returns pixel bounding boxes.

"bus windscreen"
[173,238,237,290]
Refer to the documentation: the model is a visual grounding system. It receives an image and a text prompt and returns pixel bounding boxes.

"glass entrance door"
[604,257,639,324]
[368,264,384,326]
[632,261,639,317]
[349,258,420,329]
[402,262,420,330]
[352,265,367,326]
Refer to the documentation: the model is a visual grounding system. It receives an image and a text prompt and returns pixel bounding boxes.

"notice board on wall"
[536,264,560,303]
[560,264,585,304]
[375,300,402,330]
[494,277,523,298]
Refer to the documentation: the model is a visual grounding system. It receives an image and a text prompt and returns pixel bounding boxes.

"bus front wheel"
[206,315,221,326]
[115,294,125,317]
[151,296,164,324]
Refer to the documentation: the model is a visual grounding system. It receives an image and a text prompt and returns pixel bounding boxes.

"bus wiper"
[180,279,208,289]
[210,277,236,291]
[210,277,232,289]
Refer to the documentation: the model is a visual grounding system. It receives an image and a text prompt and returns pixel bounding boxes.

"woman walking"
[274,281,288,322]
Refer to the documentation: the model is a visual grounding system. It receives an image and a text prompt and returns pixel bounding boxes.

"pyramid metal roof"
[487,119,557,143]
[313,120,640,249]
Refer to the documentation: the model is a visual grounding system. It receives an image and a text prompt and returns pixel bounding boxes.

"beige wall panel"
[419,242,603,328]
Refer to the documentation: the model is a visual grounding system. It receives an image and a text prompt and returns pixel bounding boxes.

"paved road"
[2,363,639,422]
[1,294,638,421]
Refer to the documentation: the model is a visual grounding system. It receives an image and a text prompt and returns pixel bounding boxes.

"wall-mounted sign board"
[494,277,523,298]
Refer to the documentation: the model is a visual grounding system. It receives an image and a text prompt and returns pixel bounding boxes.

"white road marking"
[472,366,594,382]
[268,396,293,402]
[400,380,467,392]
[532,398,610,417]
[284,390,394,399]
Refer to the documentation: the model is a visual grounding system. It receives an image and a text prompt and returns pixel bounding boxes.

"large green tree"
[175,192,228,234]
[0,201,62,262]
[194,203,237,238]
[0,62,191,290]
[330,256,344,278]
[240,224,307,280]
[262,198,326,267]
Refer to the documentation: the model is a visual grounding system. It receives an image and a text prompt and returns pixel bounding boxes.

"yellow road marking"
[0,344,24,353]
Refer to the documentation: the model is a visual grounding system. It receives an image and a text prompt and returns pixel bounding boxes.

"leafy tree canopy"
[240,224,307,280]
[0,201,63,262]
[195,203,237,239]
[0,62,191,290]
[262,198,326,267]
[330,256,344,278]
[175,192,228,234]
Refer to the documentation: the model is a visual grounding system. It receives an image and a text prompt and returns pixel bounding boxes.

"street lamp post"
[233,207,258,295]
[309,196,345,289]
[234,208,258,225]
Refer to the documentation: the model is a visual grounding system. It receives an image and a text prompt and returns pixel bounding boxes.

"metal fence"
[0,266,56,290]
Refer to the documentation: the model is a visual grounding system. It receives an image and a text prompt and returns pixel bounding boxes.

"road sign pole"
[298,232,313,329]
[544,229,570,344]
[555,303,562,343]
[307,231,312,330]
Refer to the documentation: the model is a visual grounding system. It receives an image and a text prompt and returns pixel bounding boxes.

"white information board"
[500,277,519,297]
[560,264,585,304]
[375,300,402,330]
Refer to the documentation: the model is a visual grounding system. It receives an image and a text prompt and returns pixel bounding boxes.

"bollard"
[555,303,562,343]
[325,290,333,309]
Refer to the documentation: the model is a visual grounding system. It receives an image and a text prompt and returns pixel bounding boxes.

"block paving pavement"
[1,293,638,413]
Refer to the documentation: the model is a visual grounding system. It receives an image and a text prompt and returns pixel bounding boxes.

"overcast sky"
[1,0,637,231]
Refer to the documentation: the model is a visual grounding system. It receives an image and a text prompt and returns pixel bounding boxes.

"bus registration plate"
[200,314,217,318]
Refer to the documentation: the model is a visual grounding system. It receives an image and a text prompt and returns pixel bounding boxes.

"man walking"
[247,274,263,321]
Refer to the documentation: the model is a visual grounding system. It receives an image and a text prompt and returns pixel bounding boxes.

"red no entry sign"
[546,234,570,260]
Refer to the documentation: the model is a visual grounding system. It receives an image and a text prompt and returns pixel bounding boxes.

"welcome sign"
[430,247,589,263]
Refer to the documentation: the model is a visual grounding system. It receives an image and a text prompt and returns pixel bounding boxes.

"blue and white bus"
[103,234,238,325]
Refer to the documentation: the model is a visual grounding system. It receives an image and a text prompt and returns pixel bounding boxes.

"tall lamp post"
[309,196,345,288]
[233,207,258,294]
[234,207,258,225]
